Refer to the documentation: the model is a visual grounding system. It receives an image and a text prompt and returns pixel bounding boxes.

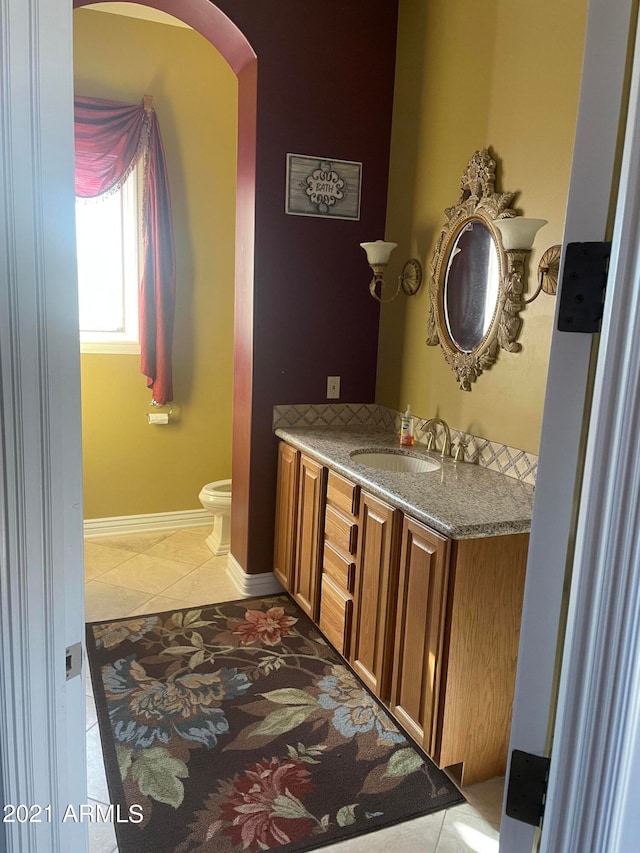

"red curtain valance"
[74,95,176,405]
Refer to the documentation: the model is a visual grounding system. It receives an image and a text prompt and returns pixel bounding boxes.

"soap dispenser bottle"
[400,405,415,446]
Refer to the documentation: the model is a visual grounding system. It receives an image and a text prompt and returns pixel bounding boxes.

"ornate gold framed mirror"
[427,149,530,390]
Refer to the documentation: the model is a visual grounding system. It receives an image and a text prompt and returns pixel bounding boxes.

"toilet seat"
[201,479,232,502]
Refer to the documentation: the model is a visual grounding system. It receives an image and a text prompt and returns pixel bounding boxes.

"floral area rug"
[86,594,464,852]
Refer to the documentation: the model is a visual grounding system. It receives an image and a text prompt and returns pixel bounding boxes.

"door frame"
[502,0,639,849]
[540,4,640,848]
[0,0,87,850]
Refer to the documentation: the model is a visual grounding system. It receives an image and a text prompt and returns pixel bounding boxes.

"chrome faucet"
[422,417,452,457]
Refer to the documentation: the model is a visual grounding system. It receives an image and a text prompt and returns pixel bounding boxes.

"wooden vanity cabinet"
[272,441,529,785]
[390,516,529,785]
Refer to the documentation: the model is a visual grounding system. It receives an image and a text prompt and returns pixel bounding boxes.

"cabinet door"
[273,442,300,592]
[390,517,450,754]
[350,492,400,700]
[436,533,529,786]
[292,454,326,620]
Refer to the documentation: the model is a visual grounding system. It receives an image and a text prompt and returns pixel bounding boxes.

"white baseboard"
[84,509,211,539]
[226,553,284,598]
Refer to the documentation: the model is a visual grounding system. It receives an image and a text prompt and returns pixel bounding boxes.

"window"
[76,165,141,353]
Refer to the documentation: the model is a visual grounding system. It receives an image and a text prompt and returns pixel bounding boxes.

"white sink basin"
[350,450,440,474]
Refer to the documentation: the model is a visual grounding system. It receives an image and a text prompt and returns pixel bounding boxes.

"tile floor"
[84,527,504,853]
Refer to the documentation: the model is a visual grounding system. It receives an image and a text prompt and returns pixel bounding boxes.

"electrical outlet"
[327,376,340,399]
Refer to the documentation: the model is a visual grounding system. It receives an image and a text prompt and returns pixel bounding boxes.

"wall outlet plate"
[327,376,340,399]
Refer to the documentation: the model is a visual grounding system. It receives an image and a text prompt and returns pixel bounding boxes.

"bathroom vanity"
[272,428,533,786]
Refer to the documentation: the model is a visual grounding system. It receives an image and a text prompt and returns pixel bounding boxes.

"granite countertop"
[275,426,534,540]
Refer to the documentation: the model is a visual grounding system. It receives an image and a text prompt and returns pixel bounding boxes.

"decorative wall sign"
[286,153,362,220]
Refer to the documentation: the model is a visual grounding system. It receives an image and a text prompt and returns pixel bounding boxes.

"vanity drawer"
[325,505,358,555]
[327,471,360,519]
[323,542,356,593]
[319,576,353,656]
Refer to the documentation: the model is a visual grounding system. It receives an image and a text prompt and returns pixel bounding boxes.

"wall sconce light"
[494,218,558,304]
[360,240,423,303]
[536,244,562,297]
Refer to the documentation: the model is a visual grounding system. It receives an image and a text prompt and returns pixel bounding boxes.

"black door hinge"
[557,241,611,333]
[66,642,82,680]
[505,749,551,827]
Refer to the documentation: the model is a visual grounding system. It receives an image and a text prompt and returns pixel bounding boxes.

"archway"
[73,0,257,574]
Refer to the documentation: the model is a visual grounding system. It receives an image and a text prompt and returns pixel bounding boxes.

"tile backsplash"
[273,403,538,486]
[273,403,394,431]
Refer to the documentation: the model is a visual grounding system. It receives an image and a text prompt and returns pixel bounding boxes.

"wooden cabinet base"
[433,534,529,786]
[274,441,529,788]
[391,518,528,786]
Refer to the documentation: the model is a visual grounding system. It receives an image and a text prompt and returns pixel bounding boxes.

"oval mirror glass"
[443,219,500,353]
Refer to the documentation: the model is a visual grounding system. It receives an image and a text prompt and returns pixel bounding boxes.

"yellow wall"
[378,0,587,453]
[74,9,237,518]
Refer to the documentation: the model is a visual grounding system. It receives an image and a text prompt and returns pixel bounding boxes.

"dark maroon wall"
[73,0,399,575]
[218,2,399,574]
[231,1,396,401]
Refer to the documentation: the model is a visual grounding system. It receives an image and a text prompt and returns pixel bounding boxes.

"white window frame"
[76,163,142,354]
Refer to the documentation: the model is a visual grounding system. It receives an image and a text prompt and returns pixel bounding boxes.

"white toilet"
[198,479,232,556]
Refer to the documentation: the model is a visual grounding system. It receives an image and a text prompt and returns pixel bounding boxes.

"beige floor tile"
[86,670,94,698]
[143,530,215,566]
[458,777,504,830]
[85,581,154,622]
[199,554,233,573]
[87,798,118,853]
[128,595,200,616]
[161,563,241,605]
[436,809,499,852]
[91,530,173,553]
[199,557,243,599]
[84,542,137,580]
[178,526,212,543]
[98,552,195,595]
[86,724,110,803]
[324,811,445,851]
[207,583,245,604]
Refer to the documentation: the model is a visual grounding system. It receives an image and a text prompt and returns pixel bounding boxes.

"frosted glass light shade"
[360,240,398,266]
[494,218,548,251]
